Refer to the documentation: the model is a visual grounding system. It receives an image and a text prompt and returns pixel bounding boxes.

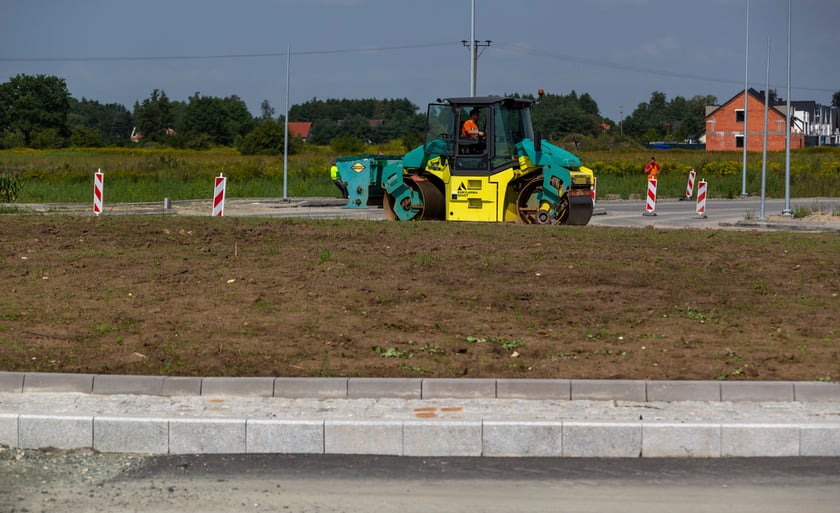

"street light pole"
[760,37,770,221]
[283,43,290,201]
[741,0,750,197]
[470,0,475,96]
[782,0,793,216]
[462,0,490,96]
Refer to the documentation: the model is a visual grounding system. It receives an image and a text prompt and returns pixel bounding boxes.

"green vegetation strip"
[1,147,840,204]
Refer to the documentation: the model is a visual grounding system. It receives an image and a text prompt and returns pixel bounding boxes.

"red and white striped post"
[93,169,104,216]
[696,179,708,219]
[683,168,696,201]
[591,176,597,203]
[212,173,226,216]
[643,178,657,216]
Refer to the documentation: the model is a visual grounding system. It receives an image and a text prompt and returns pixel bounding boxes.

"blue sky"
[1,0,838,122]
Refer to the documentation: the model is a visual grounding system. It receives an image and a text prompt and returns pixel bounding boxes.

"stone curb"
[733,220,840,232]
[2,373,838,402]
[3,373,839,458]
[3,414,839,458]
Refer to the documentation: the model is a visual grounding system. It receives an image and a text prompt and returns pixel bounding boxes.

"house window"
[735,109,745,123]
[735,134,744,148]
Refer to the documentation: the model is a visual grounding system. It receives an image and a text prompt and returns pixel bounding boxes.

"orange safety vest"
[645,162,660,180]
[461,119,479,138]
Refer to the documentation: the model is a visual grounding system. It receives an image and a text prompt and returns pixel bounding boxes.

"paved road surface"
[4,453,839,513]
[21,196,840,232]
[588,196,840,230]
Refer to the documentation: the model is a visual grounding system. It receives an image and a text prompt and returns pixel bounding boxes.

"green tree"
[29,128,64,149]
[290,97,423,144]
[340,114,373,142]
[530,91,601,139]
[0,74,71,147]
[220,95,255,143]
[622,91,713,142]
[683,94,716,139]
[179,93,254,147]
[0,129,25,149]
[577,92,600,117]
[330,133,365,154]
[68,98,133,145]
[238,119,298,155]
[623,91,668,140]
[132,89,174,144]
[308,118,340,145]
[260,99,275,122]
[69,125,102,147]
[832,90,840,108]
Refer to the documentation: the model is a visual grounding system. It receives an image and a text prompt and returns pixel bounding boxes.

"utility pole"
[619,106,623,136]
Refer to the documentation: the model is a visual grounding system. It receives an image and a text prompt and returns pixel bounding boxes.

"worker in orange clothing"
[461,109,484,139]
[644,157,660,181]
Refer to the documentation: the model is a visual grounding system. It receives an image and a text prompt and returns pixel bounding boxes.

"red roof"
[287,122,312,139]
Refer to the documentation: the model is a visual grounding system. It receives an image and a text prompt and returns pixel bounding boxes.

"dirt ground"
[0,214,838,381]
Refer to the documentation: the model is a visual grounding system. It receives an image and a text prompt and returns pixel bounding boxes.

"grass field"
[1,146,839,204]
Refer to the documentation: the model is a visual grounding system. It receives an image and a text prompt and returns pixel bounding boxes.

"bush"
[69,126,101,147]
[0,129,25,149]
[330,134,365,154]
[401,133,423,152]
[30,128,65,149]
[0,173,21,202]
[239,121,290,155]
[183,133,215,151]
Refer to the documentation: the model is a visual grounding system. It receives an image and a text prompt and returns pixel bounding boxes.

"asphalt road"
[4,453,839,513]
[588,196,840,230]
[20,196,840,231]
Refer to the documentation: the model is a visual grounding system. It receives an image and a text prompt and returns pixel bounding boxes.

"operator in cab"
[461,108,484,139]
[459,108,485,155]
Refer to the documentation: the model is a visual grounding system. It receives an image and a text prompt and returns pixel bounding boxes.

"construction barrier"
[212,173,226,217]
[591,176,597,202]
[93,169,104,216]
[643,178,657,216]
[696,179,708,219]
[683,168,696,200]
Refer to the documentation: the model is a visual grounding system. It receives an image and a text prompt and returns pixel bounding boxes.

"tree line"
[3,73,839,154]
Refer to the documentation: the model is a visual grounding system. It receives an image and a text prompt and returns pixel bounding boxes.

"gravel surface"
[0,446,147,512]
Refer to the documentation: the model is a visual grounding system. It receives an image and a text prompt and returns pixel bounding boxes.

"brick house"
[704,88,804,152]
[287,121,312,140]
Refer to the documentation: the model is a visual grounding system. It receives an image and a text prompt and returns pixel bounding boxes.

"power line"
[0,42,459,63]
[3,39,834,96]
[494,43,837,95]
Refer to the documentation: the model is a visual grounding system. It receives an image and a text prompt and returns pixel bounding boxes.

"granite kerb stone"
[2,373,839,403]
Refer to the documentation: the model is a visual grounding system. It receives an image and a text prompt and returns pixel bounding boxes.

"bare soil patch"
[768,213,840,223]
[1,215,838,381]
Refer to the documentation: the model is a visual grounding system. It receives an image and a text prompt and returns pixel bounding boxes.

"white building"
[791,100,840,146]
